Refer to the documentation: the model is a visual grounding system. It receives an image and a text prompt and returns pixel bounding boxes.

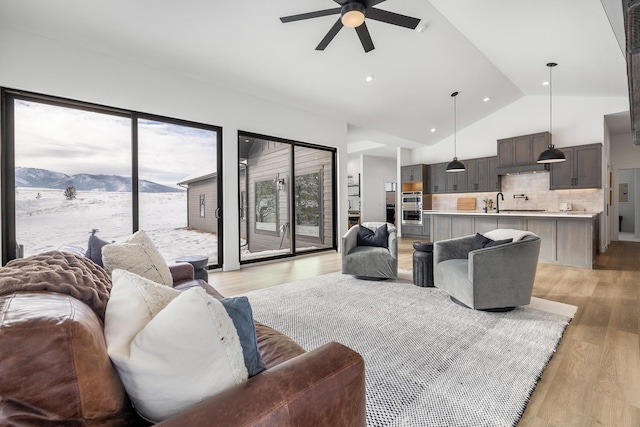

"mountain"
[15,167,184,193]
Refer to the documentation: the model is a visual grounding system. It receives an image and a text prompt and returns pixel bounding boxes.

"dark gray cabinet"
[549,143,602,189]
[498,132,550,166]
[402,224,424,236]
[429,163,446,193]
[426,157,500,194]
[488,156,500,191]
[464,156,499,192]
[401,164,426,183]
[446,168,467,193]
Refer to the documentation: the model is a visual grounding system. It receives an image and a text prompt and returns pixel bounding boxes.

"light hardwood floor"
[208,238,640,427]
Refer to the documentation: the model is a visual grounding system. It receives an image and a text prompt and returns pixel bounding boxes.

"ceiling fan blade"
[355,22,375,53]
[280,8,341,23]
[316,18,344,51]
[366,8,421,29]
[366,0,387,7]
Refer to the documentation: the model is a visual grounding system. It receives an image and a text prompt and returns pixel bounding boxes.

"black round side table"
[175,255,209,282]
[412,242,434,287]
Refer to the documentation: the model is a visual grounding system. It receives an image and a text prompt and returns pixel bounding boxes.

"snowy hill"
[15,167,184,193]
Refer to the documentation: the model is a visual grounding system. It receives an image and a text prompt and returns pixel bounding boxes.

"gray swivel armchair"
[433,230,541,311]
[342,222,398,279]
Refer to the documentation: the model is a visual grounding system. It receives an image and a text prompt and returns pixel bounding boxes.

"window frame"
[1,88,224,267]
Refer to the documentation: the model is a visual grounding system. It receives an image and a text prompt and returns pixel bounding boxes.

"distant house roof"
[177,171,217,186]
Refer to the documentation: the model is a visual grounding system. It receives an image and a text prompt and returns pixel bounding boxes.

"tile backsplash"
[432,172,603,212]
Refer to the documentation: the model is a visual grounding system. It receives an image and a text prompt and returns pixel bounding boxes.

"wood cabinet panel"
[423,214,431,237]
[497,217,525,230]
[474,217,498,234]
[556,219,592,268]
[431,215,452,242]
[451,217,473,238]
[497,139,514,167]
[526,218,556,263]
[513,136,531,165]
[488,156,500,191]
[429,163,446,193]
[549,144,602,189]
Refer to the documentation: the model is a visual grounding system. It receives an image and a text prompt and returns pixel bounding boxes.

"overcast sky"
[14,100,217,188]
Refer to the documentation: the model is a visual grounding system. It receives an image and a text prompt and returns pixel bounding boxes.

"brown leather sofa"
[0,263,366,426]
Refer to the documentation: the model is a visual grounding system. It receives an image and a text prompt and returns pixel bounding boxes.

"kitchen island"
[425,210,601,269]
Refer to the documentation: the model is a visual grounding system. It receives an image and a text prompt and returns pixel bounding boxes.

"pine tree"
[64,185,77,200]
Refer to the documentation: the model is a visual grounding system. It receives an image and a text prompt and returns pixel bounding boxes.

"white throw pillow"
[102,230,173,286]
[105,269,248,422]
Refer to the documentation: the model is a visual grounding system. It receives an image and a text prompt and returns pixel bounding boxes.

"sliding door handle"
[215,208,221,219]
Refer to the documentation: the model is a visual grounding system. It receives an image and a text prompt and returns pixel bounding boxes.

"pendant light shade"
[537,63,566,164]
[446,91,465,172]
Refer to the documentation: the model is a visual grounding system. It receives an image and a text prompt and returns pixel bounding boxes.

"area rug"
[244,272,577,427]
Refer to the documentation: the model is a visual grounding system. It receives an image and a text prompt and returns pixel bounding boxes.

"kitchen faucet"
[496,192,504,213]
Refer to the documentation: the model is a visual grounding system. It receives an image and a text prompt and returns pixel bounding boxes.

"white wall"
[412,95,629,164]
[0,26,348,269]
[360,156,396,223]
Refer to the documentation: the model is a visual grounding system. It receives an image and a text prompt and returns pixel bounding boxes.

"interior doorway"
[617,168,640,242]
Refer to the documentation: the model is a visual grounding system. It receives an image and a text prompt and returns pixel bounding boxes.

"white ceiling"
[0,0,630,157]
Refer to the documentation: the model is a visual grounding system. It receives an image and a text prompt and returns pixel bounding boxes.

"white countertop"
[423,210,600,219]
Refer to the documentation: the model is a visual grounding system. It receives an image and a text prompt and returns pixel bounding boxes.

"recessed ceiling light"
[542,81,550,86]
[483,97,491,102]
[365,74,375,83]
[430,128,436,133]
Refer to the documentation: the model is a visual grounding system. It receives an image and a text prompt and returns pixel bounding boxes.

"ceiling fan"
[280,0,421,53]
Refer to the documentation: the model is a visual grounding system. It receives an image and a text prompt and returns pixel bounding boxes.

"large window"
[1,89,222,267]
[238,132,335,263]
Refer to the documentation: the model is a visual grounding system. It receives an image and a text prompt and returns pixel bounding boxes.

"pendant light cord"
[452,91,458,158]
[549,64,552,136]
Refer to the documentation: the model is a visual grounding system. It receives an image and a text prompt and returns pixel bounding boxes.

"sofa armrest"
[342,226,359,255]
[169,263,194,283]
[157,341,366,427]
[388,230,398,260]
[433,235,475,264]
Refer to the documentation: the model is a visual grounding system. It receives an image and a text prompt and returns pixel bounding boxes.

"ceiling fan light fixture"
[341,2,366,28]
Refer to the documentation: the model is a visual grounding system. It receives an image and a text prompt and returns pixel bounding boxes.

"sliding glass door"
[238,132,336,263]
[138,117,221,267]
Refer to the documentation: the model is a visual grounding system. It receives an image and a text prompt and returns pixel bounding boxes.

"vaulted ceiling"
[0,0,629,157]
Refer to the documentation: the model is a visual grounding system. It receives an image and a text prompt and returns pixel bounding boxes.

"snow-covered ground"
[15,187,320,265]
[15,188,218,264]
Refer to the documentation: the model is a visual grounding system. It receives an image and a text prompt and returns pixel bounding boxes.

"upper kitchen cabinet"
[487,156,500,191]
[465,156,500,192]
[401,164,426,183]
[549,143,602,189]
[497,132,550,167]
[401,164,428,193]
[446,167,467,193]
[429,163,446,193]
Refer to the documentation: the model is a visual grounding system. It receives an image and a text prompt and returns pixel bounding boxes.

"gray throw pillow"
[469,234,513,253]
[85,230,110,267]
[469,233,491,252]
[357,224,388,248]
[220,296,266,377]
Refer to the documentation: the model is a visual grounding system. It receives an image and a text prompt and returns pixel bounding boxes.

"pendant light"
[537,62,566,163]
[446,91,465,172]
